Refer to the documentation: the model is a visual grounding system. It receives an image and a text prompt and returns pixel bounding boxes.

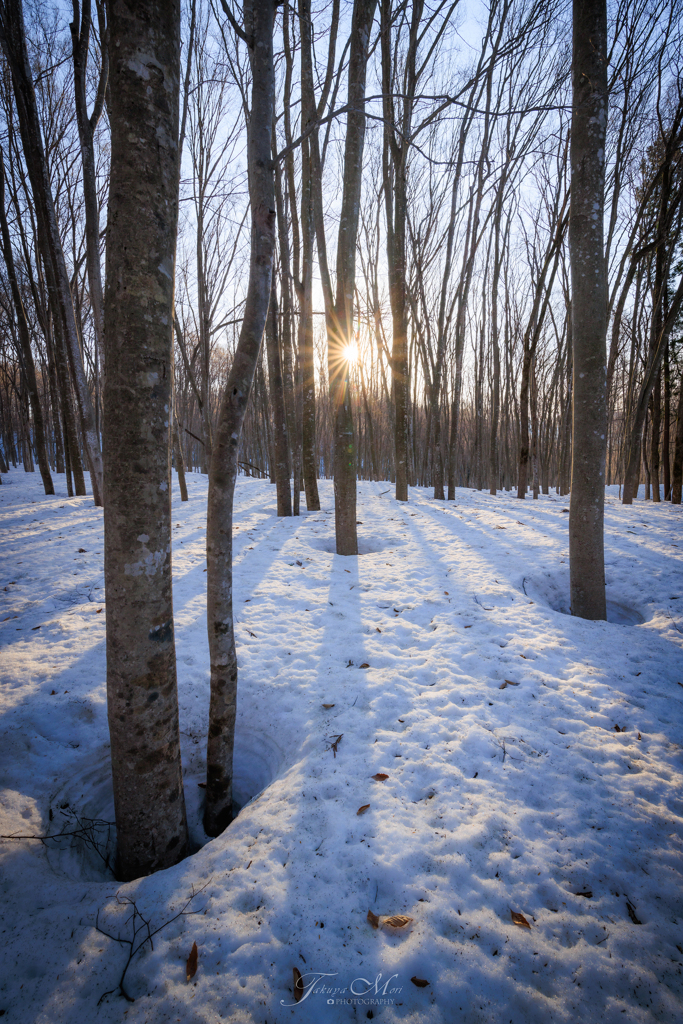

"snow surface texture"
[1,470,682,1024]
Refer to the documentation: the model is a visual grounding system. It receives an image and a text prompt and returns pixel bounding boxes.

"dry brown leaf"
[411,976,429,987]
[504,679,519,686]
[293,966,304,1002]
[367,909,380,929]
[186,941,198,982]
[359,663,370,669]
[511,910,531,929]
[331,734,343,757]
[382,915,413,930]
[357,804,370,815]
[499,681,508,689]
[372,773,389,781]
[322,703,335,709]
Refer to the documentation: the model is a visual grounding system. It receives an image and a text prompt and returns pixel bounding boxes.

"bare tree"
[204,0,277,836]
[568,0,608,620]
[103,0,189,879]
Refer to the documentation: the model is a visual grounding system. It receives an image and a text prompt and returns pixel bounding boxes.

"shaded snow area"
[1,470,683,1024]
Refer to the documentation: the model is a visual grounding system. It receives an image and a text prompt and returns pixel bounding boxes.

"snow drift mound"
[44,726,286,880]
[523,570,645,625]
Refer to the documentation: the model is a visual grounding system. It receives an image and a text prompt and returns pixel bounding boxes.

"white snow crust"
[1,470,682,1023]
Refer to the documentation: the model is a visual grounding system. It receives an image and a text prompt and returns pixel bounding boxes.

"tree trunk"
[0,0,104,505]
[568,0,608,620]
[70,0,108,375]
[103,0,189,880]
[204,0,277,836]
[173,414,189,502]
[264,274,292,515]
[0,150,53,495]
[671,371,683,504]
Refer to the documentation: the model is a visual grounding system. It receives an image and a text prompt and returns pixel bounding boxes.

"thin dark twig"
[96,881,210,1004]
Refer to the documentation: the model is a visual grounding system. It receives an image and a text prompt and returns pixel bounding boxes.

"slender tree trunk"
[299,139,320,511]
[0,0,103,505]
[0,150,53,494]
[568,0,608,620]
[651,366,661,501]
[671,372,683,504]
[264,274,292,515]
[70,0,108,375]
[103,0,189,880]
[663,338,671,499]
[204,0,277,836]
[309,0,376,553]
[173,414,188,502]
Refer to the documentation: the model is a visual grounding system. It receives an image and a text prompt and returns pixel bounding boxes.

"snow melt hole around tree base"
[45,726,284,882]
[523,570,645,625]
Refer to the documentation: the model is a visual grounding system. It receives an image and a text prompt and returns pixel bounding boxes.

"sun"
[342,341,359,365]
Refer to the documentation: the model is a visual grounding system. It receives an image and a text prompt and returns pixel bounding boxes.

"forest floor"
[1,470,682,1024]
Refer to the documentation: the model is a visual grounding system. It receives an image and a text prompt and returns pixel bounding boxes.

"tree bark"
[103,0,189,880]
[568,0,608,620]
[204,0,277,836]
[70,0,108,375]
[264,274,292,516]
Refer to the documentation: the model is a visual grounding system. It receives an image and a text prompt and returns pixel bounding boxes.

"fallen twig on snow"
[95,881,210,1004]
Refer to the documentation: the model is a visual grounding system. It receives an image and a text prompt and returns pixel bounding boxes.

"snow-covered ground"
[1,468,682,1024]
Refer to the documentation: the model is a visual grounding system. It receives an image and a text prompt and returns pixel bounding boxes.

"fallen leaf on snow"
[357,804,370,815]
[367,910,413,932]
[322,704,335,709]
[511,910,531,929]
[331,734,343,757]
[411,976,429,987]
[372,773,388,781]
[382,915,413,930]
[359,663,370,669]
[186,941,198,982]
[293,967,304,1002]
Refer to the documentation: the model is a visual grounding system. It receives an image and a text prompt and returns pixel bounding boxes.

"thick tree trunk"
[204,0,276,836]
[103,0,189,880]
[568,0,608,620]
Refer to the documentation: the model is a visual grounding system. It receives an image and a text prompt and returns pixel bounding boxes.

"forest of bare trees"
[0,0,681,873]
[0,0,680,512]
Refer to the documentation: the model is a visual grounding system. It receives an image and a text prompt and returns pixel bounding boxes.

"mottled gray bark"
[103,0,189,880]
[204,0,277,836]
[568,0,607,620]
